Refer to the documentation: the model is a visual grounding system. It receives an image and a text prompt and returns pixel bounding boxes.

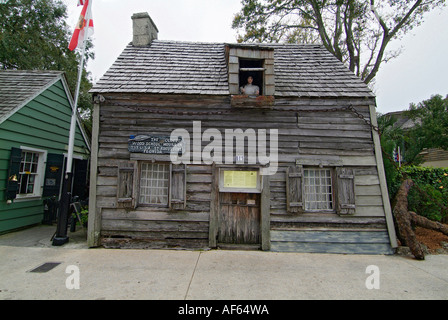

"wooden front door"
[218,192,261,245]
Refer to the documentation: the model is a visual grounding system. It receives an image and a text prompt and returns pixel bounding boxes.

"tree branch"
[343,0,356,73]
[364,0,424,84]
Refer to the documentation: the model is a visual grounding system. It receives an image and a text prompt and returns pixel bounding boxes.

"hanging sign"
[128,135,184,154]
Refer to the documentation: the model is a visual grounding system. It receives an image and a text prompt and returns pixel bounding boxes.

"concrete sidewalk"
[0,225,447,300]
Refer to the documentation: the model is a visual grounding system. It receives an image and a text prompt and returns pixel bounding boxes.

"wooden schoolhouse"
[87,12,397,254]
[0,70,90,234]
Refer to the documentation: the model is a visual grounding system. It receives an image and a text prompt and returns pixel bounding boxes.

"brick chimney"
[132,12,158,47]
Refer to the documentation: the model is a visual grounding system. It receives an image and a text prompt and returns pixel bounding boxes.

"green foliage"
[389,166,448,222]
[405,94,448,164]
[0,0,94,127]
[377,113,405,198]
[72,206,88,226]
[378,94,448,222]
[232,0,446,84]
[378,95,448,166]
[408,184,446,222]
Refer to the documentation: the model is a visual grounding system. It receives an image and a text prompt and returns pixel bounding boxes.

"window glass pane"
[19,175,27,194]
[304,168,333,211]
[24,162,31,172]
[18,151,41,195]
[139,163,169,206]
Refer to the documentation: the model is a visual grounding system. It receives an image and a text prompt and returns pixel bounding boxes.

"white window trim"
[15,146,47,202]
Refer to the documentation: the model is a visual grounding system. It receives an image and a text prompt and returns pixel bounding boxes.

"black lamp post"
[52,173,72,246]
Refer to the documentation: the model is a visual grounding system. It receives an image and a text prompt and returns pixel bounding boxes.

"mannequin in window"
[240,76,259,97]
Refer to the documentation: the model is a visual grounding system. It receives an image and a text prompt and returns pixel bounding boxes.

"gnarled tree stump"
[393,179,425,260]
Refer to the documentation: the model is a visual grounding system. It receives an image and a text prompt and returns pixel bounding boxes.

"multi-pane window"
[303,168,333,211]
[139,163,170,206]
[18,151,40,195]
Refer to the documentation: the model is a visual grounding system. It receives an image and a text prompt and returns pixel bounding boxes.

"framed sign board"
[128,135,184,154]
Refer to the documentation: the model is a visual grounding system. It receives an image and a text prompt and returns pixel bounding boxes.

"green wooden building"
[0,70,90,234]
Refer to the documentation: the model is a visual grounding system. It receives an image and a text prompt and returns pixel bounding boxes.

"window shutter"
[336,167,356,215]
[43,153,64,198]
[6,147,22,201]
[117,162,137,209]
[170,164,186,210]
[286,165,304,214]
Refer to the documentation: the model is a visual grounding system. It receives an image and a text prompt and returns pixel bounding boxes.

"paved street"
[0,225,447,301]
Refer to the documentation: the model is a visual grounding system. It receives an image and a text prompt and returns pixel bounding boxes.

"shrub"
[394,166,448,222]
[408,184,446,222]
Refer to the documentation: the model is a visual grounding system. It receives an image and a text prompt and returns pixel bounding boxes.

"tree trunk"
[393,179,425,260]
[409,211,448,236]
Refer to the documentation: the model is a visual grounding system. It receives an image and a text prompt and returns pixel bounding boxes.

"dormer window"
[239,58,264,96]
[227,44,275,107]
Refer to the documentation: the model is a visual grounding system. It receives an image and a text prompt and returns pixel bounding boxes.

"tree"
[377,112,405,198]
[0,0,94,130]
[232,0,446,85]
[405,94,448,162]
[378,94,448,167]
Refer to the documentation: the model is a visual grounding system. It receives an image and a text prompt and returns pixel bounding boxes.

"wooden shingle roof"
[91,40,374,98]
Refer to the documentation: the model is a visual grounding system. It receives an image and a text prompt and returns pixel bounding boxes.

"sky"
[63,0,448,115]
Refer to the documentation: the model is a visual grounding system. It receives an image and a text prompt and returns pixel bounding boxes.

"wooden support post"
[87,97,101,247]
[208,164,219,248]
[261,174,271,251]
[369,105,398,248]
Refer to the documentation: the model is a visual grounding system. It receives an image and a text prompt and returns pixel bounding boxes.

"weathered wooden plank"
[299,148,373,156]
[270,241,393,254]
[355,174,380,186]
[97,186,117,197]
[340,156,377,166]
[354,206,385,217]
[101,219,209,232]
[270,214,387,225]
[209,165,219,248]
[170,164,186,210]
[356,195,383,206]
[97,176,117,186]
[101,230,209,240]
[299,141,373,150]
[335,167,356,215]
[270,230,390,243]
[88,101,101,248]
[101,208,209,221]
[286,165,303,214]
[355,185,382,196]
[187,174,212,183]
[369,104,398,248]
[261,174,271,251]
[101,236,208,249]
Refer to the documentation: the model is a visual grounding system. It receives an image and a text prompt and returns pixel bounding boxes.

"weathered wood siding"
[94,92,393,253]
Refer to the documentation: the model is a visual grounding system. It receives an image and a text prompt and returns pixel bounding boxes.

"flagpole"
[53,17,90,246]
